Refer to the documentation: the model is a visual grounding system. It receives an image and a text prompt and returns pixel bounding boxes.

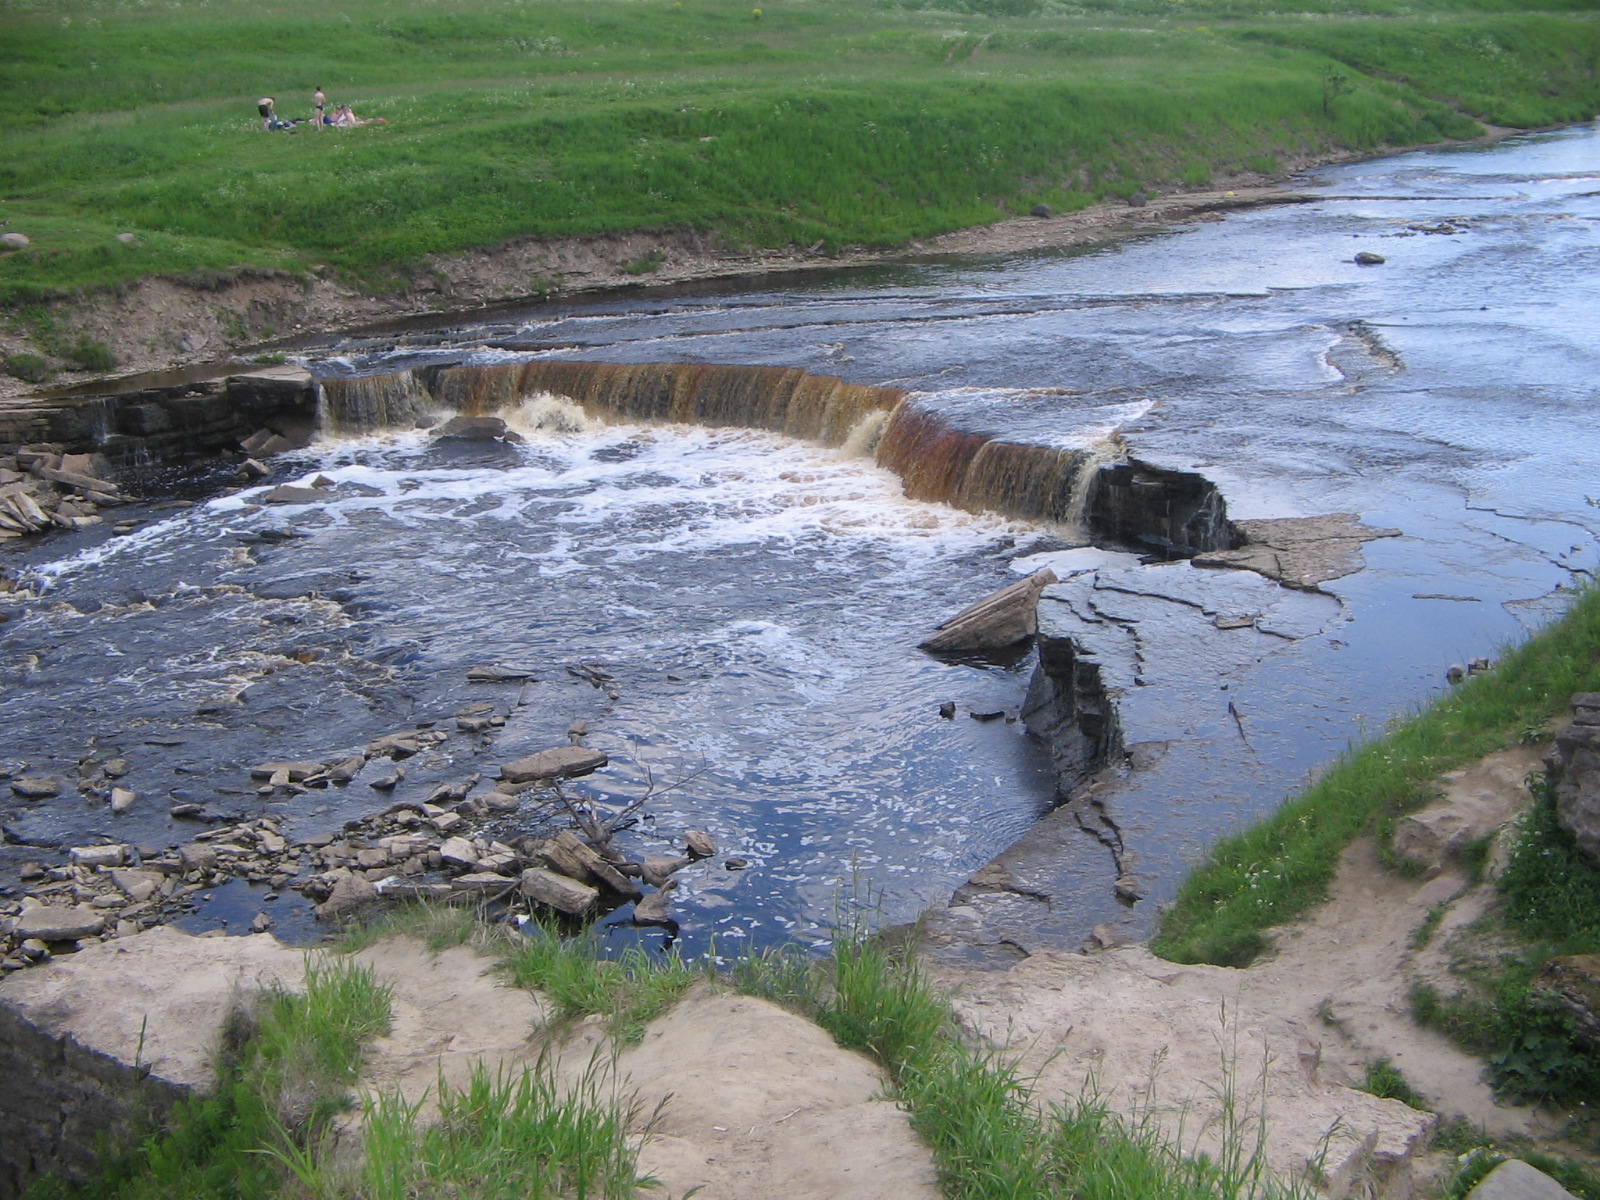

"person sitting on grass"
[327,104,388,127]
[257,97,276,131]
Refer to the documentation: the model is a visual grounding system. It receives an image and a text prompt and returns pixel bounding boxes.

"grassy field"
[1,0,1598,305]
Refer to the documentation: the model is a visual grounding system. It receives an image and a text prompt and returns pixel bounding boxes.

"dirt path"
[936,745,1560,1200]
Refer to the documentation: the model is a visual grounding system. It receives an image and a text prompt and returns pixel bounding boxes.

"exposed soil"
[934,745,1569,1200]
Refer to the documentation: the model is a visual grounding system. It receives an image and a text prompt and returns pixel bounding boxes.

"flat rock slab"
[14,904,107,942]
[1194,513,1400,589]
[499,746,608,784]
[0,925,306,1091]
[920,568,1058,653]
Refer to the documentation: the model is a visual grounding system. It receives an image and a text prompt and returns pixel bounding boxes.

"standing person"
[257,97,276,131]
[312,86,325,130]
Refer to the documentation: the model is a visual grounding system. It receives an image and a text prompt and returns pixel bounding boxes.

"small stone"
[1029,203,1052,218]
[1,232,31,250]
[91,893,127,909]
[102,758,131,779]
[369,769,404,791]
[115,232,138,245]
[261,485,332,506]
[69,844,127,868]
[250,760,324,782]
[170,803,205,818]
[110,787,137,813]
[315,872,377,920]
[1114,875,1147,903]
[685,830,716,858]
[250,912,275,933]
[19,939,51,961]
[938,702,956,720]
[633,882,677,926]
[439,836,479,869]
[1354,251,1386,266]
[724,857,749,870]
[11,776,63,799]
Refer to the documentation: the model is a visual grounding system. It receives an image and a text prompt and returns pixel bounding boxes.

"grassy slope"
[1153,586,1600,968]
[1,0,1598,303]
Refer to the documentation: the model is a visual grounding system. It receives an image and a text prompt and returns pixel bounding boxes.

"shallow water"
[6,124,1599,952]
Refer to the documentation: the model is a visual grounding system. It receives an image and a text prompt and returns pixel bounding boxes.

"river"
[4,123,1597,957]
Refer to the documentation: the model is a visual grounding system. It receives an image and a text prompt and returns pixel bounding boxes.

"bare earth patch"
[934,745,1560,1200]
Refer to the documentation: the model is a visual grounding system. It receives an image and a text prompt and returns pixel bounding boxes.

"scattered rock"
[969,710,1005,722]
[685,830,716,858]
[1,232,31,250]
[518,866,598,916]
[68,844,127,869]
[920,569,1059,654]
[1113,875,1146,903]
[261,485,332,506]
[466,663,535,682]
[102,758,131,779]
[14,903,106,942]
[433,415,525,443]
[633,881,677,925]
[938,701,956,720]
[249,912,275,933]
[499,746,608,785]
[109,787,137,813]
[641,855,692,887]
[724,857,749,870]
[1029,203,1052,218]
[1354,251,1386,265]
[438,837,480,870]
[314,872,378,920]
[249,760,324,782]
[10,777,63,799]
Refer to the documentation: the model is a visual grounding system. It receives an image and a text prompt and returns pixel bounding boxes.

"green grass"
[1358,1058,1431,1111]
[1153,584,1600,968]
[352,1058,651,1200]
[2,0,1598,305]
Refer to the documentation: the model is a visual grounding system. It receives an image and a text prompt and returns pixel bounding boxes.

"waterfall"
[319,372,435,435]
[310,360,1233,555]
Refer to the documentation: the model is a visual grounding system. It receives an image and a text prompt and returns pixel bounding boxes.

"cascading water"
[315,362,1227,551]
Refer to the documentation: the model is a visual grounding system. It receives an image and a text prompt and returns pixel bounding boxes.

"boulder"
[499,746,608,785]
[1466,1160,1580,1200]
[438,837,479,870]
[633,882,676,926]
[1530,955,1600,1050]
[314,872,377,920]
[1546,699,1600,863]
[1354,251,1386,265]
[518,867,598,916]
[1,232,31,249]
[920,569,1058,654]
[14,903,105,943]
[433,416,525,443]
[685,830,717,858]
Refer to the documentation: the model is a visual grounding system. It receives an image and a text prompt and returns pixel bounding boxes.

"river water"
[4,123,1597,954]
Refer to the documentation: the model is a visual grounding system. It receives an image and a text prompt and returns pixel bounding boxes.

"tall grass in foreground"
[1153,584,1600,968]
[739,936,1312,1200]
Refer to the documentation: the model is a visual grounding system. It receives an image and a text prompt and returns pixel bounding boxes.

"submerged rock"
[1193,514,1400,589]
